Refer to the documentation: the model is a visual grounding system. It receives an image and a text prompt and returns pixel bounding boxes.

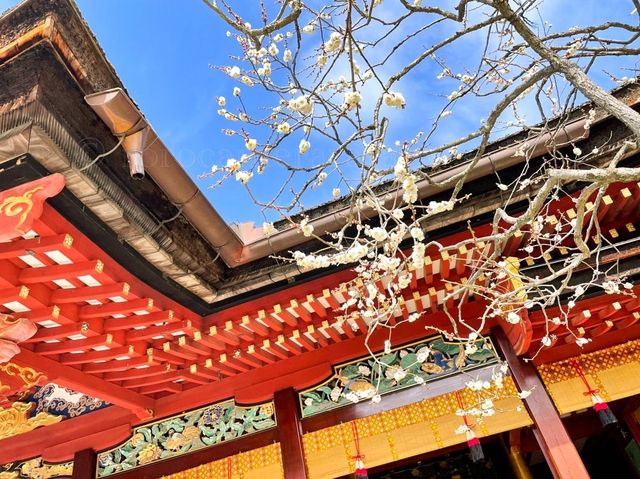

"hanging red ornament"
[351,421,368,479]
[570,360,618,427]
[456,391,484,463]
[226,456,233,479]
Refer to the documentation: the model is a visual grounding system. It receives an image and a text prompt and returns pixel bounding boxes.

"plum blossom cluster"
[200,0,640,422]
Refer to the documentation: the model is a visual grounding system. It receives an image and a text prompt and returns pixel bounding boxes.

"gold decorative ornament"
[0,363,47,389]
[0,402,62,440]
[0,186,43,235]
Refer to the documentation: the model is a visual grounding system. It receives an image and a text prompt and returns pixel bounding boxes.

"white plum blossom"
[245,138,257,151]
[506,311,521,324]
[302,23,315,33]
[344,91,362,109]
[394,156,408,179]
[288,95,313,115]
[299,139,311,154]
[299,218,314,237]
[366,227,388,242]
[262,222,276,236]
[227,66,241,78]
[233,87,241,96]
[268,43,279,56]
[235,171,252,184]
[402,175,418,204]
[283,49,292,62]
[411,242,426,268]
[217,96,226,106]
[425,200,454,215]
[518,390,532,399]
[226,158,240,173]
[277,122,291,134]
[383,91,406,108]
[325,31,343,52]
[410,227,424,241]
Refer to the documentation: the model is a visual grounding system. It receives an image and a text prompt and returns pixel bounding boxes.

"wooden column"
[274,388,308,479]
[493,328,589,479]
[72,448,97,479]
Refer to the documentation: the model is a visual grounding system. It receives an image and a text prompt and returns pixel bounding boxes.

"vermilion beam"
[224,320,253,342]
[23,319,104,343]
[104,310,174,331]
[247,344,276,364]
[103,364,173,382]
[35,332,126,355]
[83,355,156,374]
[51,282,131,304]
[210,325,240,346]
[174,335,212,356]
[241,315,270,337]
[234,350,263,369]
[125,319,195,342]
[13,349,154,416]
[218,353,249,373]
[59,344,143,365]
[121,372,182,389]
[137,383,183,395]
[260,308,286,330]
[18,260,105,284]
[192,330,226,351]
[0,285,29,304]
[160,341,199,361]
[0,233,73,259]
[291,299,312,323]
[79,298,155,319]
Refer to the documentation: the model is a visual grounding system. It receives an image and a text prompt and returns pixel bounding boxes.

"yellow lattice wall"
[160,443,283,479]
[538,339,640,414]
[303,377,532,479]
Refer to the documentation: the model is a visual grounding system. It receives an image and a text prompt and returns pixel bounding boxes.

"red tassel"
[456,392,484,463]
[571,361,618,428]
[591,394,618,427]
[466,430,485,463]
[354,457,368,479]
[352,422,368,478]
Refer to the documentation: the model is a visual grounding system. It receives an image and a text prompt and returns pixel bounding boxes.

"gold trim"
[0,402,62,440]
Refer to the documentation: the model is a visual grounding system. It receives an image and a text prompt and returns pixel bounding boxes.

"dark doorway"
[368,440,516,479]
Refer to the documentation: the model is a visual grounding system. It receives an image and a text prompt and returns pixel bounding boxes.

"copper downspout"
[86,88,589,268]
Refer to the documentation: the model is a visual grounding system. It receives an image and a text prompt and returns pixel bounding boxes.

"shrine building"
[0,1,639,478]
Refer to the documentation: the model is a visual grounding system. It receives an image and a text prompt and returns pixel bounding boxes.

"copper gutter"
[86,87,590,268]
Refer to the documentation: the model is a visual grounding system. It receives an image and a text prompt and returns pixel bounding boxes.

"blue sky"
[0,0,637,225]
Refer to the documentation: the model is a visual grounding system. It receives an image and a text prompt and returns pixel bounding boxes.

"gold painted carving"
[0,457,73,479]
[0,362,46,389]
[0,402,62,440]
[0,187,43,235]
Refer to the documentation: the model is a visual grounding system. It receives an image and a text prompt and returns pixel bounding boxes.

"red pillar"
[72,448,97,479]
[493,329,589,479]
[273,388,308,479]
